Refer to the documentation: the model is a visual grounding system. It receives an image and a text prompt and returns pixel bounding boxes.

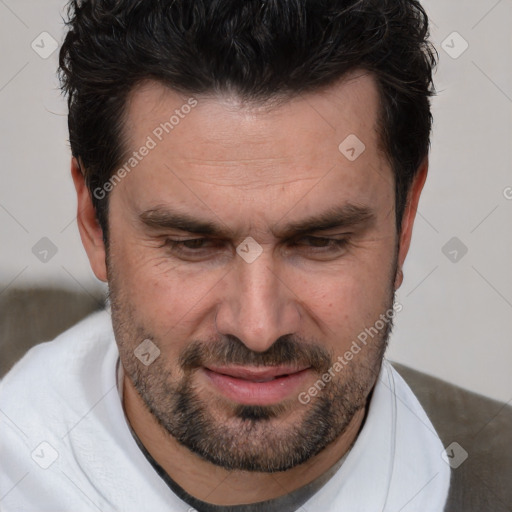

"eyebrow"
[138,203,375,239]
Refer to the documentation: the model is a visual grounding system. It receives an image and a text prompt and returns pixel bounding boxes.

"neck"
[123,375,367,506]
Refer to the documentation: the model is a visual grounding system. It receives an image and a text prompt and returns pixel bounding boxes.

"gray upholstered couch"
[1,287,511,510]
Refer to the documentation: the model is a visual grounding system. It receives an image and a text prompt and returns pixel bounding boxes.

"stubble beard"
[108,256,396,472]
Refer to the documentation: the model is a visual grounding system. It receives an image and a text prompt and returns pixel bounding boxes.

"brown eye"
[180,239,208,249]
[166,238,213,250]
[288,236,351,261]
[295,236,348,249]
[164,238,226,260]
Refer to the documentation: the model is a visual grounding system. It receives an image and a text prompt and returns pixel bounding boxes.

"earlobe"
[394,266,404,291]
[395,158,429,290]
[71,157,108,282]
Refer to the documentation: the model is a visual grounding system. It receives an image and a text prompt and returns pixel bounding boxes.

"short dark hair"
[59,0,437,239]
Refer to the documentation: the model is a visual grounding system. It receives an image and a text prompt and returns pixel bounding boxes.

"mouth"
[201,365,311,405]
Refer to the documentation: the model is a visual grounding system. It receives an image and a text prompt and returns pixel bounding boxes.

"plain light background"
[1,0,511,402]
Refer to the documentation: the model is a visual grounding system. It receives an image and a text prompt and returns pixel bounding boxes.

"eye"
[299,236,344,247]
[170,239,209,249]
[292,236,349,255]
[164,238,226,259]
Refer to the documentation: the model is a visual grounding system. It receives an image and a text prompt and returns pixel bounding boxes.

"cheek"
[292,246,396,347]
[299,272,390,332]
[109,239,223,335]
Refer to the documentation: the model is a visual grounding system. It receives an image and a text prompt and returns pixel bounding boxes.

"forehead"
[123,70,382,158]
[114,72,392,232]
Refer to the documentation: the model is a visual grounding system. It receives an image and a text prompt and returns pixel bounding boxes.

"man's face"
[105,73,399,472]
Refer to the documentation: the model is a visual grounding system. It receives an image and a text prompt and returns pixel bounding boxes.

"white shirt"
[0,310,450,511]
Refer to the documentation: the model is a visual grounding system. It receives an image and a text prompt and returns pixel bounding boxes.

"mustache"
[179,334,333,374]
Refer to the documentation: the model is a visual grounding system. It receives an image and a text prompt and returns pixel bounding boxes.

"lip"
[202,365,311,405]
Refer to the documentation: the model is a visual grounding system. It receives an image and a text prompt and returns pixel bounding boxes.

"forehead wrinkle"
[185,174,320,191]
[160,155,327,193]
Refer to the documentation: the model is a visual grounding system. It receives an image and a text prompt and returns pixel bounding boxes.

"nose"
[215,249,301,353]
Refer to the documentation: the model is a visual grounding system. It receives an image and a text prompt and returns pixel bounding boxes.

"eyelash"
[164,236,350,256]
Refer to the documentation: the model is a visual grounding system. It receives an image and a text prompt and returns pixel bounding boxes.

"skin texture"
[72,70,427,505]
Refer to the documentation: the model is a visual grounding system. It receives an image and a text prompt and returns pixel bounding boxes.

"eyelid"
[163,234,352,245]
[164,237,220,245]
[293,235,350,245]
[291,232,352,241]
[162,235,351,263]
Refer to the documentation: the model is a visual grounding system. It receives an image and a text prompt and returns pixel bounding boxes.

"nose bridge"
[216,251,299,352]
[241,254,278,318]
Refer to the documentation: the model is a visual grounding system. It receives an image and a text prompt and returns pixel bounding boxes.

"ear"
[71,157,108,282]
[394,158,428,290]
